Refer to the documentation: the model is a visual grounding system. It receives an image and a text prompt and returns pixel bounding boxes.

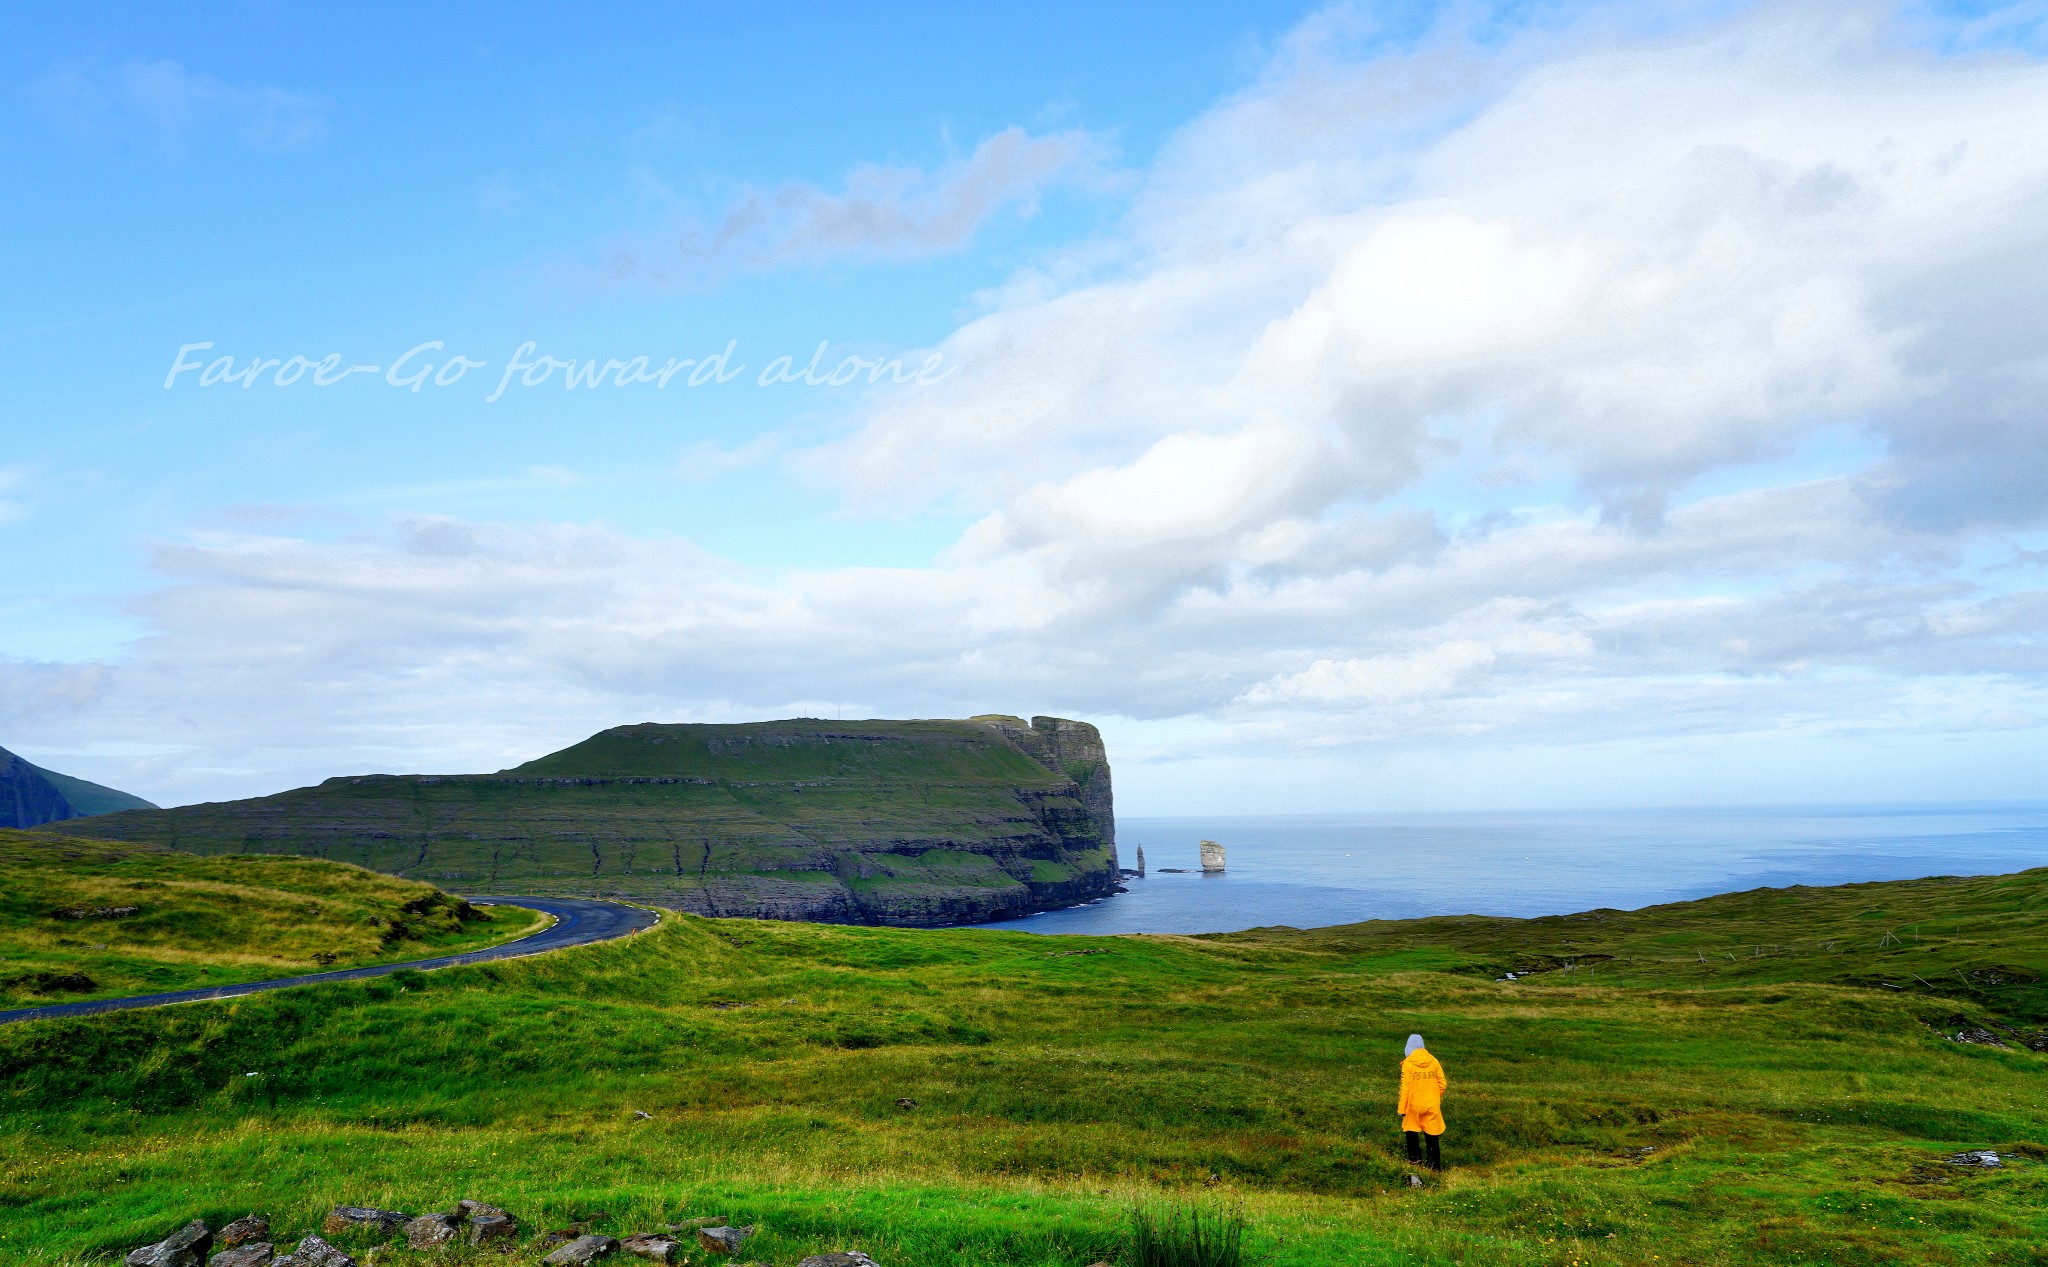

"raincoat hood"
[1405,1033,1426,1056]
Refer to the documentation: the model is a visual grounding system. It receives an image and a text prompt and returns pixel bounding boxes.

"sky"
[1,0,2044,814]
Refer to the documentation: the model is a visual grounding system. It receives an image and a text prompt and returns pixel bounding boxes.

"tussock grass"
[3,867,2047,1264]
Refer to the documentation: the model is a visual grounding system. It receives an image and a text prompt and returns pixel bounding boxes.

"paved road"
[0,895,659,1027]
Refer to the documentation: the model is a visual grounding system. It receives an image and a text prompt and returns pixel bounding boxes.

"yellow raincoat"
[1398,1046,1448,1135]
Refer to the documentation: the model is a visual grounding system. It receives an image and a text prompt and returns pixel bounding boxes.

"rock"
[1200,839,1226,872]
[797,1254,879,1267]
[619,1234,681,1263]
[457,1202,517,1245]
[894,1097,917,1110]
[540,1225,590,1249]
[210,1245,274,1267]
[128,1220,214,1267]
[632,1110,654,1120]
[696,1225,755,1255]
[1946,1149,2002,1167]
[218,1219,271,1250]
[288,1236,356,1267]
[663,1217,727,1231]
[1953,1028,2007,1047]
[402,1214,462,1249]
[321,1208,409,1237]
[1405,1174,1423,1188]
[542,1235,619,1266]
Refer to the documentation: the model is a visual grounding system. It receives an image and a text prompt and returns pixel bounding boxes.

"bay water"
[978,802,2048,935]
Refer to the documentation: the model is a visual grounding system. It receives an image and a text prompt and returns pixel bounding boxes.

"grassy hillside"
[0,830,544,1008]
[40,718,1120,926]
[3,868,2045,1265]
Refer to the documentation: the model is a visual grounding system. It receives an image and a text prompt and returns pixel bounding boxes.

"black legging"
[1405,1131,1443,1170]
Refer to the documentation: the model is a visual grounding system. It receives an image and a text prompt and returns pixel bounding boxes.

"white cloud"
[594,126,1101,282]
[700,126,1097,265]
[30,59,328,153]
[7,2,2048,809]
[0,468,26,524]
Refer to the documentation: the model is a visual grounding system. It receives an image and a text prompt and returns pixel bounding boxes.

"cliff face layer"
[0,746,157,829]
[41,717,1119,926]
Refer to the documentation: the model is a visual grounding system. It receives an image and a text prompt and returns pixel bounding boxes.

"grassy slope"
[0,830,545,1007]
[3,868,2046,1266]
[37,721,1116,923]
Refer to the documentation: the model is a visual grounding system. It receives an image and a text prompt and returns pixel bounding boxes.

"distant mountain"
[39,715,1119,926]
[0,746,158,828]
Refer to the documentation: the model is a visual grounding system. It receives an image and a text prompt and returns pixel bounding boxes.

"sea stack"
[1135,845,1146,877]
[1200,839,1226,873]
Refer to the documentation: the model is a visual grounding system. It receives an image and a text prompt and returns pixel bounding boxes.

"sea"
[976,802,2048,935]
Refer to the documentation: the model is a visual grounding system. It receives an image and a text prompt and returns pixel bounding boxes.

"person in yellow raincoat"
[1398,1032,1448,1170]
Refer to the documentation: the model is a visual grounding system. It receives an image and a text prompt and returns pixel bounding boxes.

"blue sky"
[2,1,2045,812]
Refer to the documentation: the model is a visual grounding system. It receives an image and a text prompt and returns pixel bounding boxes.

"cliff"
[38,716,1119,926]
[0,746,157,829]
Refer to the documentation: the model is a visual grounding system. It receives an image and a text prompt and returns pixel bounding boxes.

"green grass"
[3,866,2047,1265]
[0,830,544,1007]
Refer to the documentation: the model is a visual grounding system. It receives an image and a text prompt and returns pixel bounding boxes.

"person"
[1398,1032,1448,1171]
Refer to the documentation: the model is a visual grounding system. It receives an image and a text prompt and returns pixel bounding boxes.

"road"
[0,895,660,1026]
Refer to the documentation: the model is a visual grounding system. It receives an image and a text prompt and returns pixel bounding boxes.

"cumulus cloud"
[30,59,328,152]
[9,2,2048,806]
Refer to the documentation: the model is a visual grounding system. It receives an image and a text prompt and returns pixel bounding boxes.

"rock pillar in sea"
[1200,839,1226,873]
[1135,845,1146,877]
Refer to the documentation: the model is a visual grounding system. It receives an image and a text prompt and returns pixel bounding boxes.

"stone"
[542,1235,619,1266]
[540,1225,590,1249]
[1946,1149,2002,1167]
[619,1234,681,1263]
[632,1109,654,1120]
[320,1208,409,1237]
[210,1244,275,1267]
[797,1254,879,1267]
[402,1214,462,1249]
[696,1225,754,1255]
[1405,1174,1424,1188]
[894,1097,917,1110]
[289,1236,357,1267]
[457,1202,517,1245]
[128,1220,214,1267]
[219,1219,271,1250]
[1200,839,1226,872]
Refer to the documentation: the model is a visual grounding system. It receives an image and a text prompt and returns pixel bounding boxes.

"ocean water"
[977,802,2048,935]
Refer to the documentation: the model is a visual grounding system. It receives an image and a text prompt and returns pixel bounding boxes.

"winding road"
[0,895,659,1027]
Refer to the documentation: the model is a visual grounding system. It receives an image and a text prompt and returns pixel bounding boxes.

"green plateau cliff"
[38,716,1118,926]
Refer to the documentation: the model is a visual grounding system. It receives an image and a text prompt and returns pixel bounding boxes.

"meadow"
[2,861,2045,1265]
[0,830,543,1008]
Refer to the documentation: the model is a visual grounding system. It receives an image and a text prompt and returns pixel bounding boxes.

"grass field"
[3,864,2046,1265]
[0,830,545,1008]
